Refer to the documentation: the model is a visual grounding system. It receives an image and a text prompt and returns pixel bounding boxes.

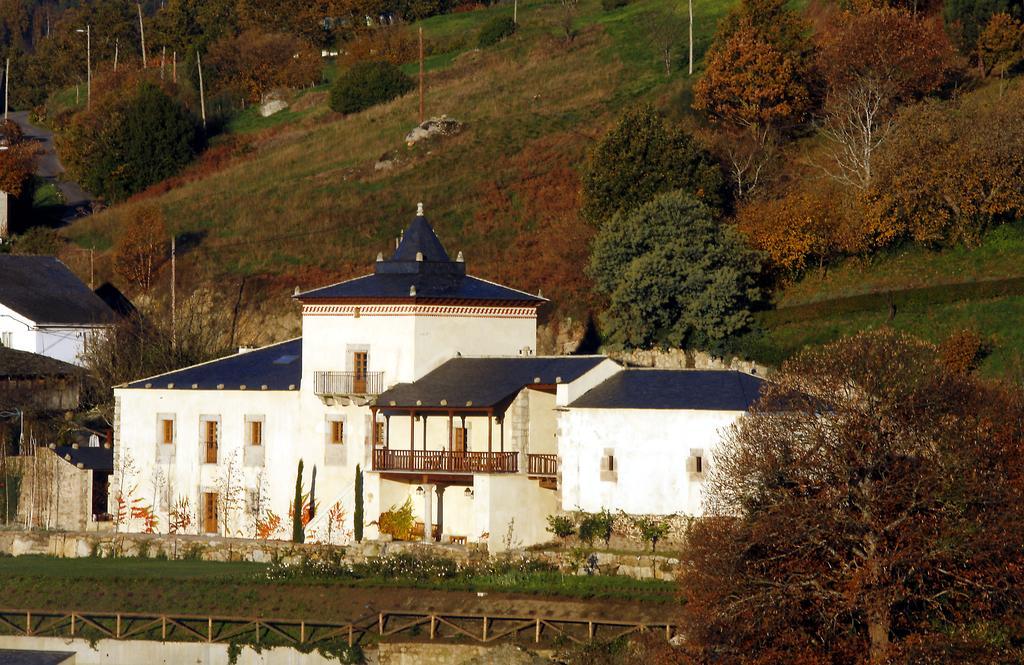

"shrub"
[578,509,616,547]
[601,0,629,10]
[377,497,416,540]
[329,61,414,115]
[478,16,517,48]
[345,26,418,65]
[10,227,63,256]
[628,514,672,553]
[546,514,576,540]
[59,79,200,203]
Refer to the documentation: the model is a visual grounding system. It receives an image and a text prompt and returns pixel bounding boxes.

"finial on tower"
[417,202,424,216]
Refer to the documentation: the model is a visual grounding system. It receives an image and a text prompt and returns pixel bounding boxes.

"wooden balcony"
[527,454,558,477]
[373,449,518,474]
[314,371,384,396]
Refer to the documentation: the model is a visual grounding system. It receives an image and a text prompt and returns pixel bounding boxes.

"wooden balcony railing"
[314,371,384,396]
[373,449,518,474]
[527,454,558,476]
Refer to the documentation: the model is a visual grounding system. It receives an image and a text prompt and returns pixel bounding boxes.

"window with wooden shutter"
[203,492,219,533]
[330,419,344,445]
[161,419,174,445]
[204,420,219,463]
[454,427,467,454]
[250,420,263,446]
[353,351,368,393]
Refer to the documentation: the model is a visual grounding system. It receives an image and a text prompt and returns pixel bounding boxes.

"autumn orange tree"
[0,120,36,199]
[814,6,957,190]
[869,82,1024,246]
[205,29,321,103]
[693,0,814,198]
[978,12,1024,77]
[679,329,1024,664]
[113,205,168,292]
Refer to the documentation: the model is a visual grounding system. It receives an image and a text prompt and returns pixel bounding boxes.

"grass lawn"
[0,555,676,619]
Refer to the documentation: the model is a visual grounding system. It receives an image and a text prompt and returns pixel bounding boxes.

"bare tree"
[813,80,895,190]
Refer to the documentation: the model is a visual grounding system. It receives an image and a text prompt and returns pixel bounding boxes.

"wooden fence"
[0,608,674,648]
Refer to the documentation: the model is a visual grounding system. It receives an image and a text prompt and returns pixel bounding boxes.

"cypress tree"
[308,465,317,521]
[354,465,364,543]
[292,458,304,543]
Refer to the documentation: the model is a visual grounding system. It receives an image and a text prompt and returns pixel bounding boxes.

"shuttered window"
[250,420,263,446]
[161,419,174,445]
[204,420,219,463]
[330,419,344,445]
[203,492,219,533]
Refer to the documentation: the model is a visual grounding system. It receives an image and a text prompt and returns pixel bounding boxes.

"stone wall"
[7,448,95,532]
[610,347,771,376]
[0,529,681,580]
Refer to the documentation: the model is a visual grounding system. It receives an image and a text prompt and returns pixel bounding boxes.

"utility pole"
[688,0,694,75]
[160,46,166,80]
[418,27,424,124]
[196,51,206,128]
[114,39,119,72]
[76,25,91,108]
[3,58,9,121]
[89,246,95,289]
[514,0,518,24]
[171,236,176,351]
[172,51,177,83]
[137,3,147,69]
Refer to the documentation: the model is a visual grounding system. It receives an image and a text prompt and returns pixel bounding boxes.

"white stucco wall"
[0,302,104,365]
[558,408,745,516]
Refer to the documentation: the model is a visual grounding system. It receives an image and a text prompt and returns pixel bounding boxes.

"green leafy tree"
[60,78,199,202]
[581,104,725,225]
[578,509,615,547]
[590,190,763,352]
[292,458,304,543]
[546,514,576,540]
[354,464,364,542]
[328,60,414,115]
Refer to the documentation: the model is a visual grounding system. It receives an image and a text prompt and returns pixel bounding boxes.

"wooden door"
[203,492,218,534]
[353,352,368,393]
[454,427,467,454]
[204,420,218,463]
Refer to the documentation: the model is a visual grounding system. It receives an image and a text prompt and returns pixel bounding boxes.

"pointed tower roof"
[389,204,451,263]
[295,203,546,306]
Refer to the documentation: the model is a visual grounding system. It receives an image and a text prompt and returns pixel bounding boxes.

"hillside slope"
[64,0,732,347]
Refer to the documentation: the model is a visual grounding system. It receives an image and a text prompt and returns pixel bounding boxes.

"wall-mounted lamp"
[415,486,424,496]
[464,487,474,499]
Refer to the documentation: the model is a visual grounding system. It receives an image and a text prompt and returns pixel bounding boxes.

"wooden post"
[422,414,427,452]
[688,0,694,75]
[448,411,453,451]
[418,27,424,124]
[116,614,122,638]
[482,616,488,641]
[207,617,212,642]
[430,615,436,639]
[26,611,31,636]
[410,411,415,454]
[196,50,206,128]
[379,612,385,635]
[300,621,305,643]
[137,3,147,69]
[70,613,76,636]
[4,57,9,120]
[487,410,493,471]
[114,39,118,71]
[535,618,541,643]
[588,621,594,640]
[162,615,167,640]
[348,624,353,646]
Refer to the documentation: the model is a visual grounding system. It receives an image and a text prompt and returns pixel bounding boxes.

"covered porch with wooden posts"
[369,404,518,477]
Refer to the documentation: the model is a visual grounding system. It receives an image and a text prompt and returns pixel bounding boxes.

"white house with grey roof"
[0,256,118,365]
[112,205,765,549]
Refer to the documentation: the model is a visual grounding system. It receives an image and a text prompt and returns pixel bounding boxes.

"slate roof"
[0,650,76,665]
[123,338,302,391]
[0,256,118,326]
[379,356,608,410]
[297,210,545,305]
[52,445,114,472]
[570,369,765,411]
[0,347,84,378]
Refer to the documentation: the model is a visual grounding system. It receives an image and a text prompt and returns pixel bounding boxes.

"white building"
[112,205,765,549]
[0,255,117,365]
